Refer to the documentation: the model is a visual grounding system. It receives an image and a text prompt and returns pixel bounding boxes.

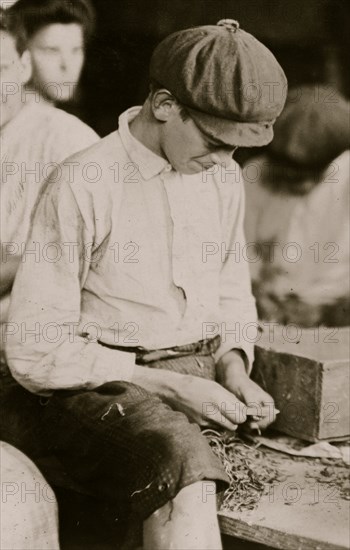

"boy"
[244,85,350,327]
[9,0,94,103]
[5,20,286,549]
[0,8,98,318]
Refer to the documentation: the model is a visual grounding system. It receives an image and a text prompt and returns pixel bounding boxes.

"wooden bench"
[219,447,350,550]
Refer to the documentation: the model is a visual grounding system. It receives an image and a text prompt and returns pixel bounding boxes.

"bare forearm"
[132,364,185,399]
[133,364,247,429]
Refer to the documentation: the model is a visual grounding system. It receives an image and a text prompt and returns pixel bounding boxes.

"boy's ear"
[19,50,32,85]
[151,89,178,122]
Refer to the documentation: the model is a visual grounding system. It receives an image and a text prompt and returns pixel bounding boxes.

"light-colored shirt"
[1,98,99,247]
[0,99,99,323]
[6,107,257,395]
[244,151,350,306]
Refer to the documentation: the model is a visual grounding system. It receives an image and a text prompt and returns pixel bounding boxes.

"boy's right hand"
[133,366,247,431]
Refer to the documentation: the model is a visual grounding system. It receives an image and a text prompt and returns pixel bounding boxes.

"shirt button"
[164,164,172,173]
[158,482,168,492]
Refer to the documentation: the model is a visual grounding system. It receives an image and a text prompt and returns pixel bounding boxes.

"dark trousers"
[0,351,228,522]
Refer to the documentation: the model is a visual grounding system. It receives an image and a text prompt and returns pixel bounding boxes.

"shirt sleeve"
[5,169,135,395]
[214,164,258,373]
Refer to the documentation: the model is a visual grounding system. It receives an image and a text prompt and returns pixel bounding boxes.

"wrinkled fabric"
[6,107,257,395]
[0,98,99,324]
[0,354,229,522]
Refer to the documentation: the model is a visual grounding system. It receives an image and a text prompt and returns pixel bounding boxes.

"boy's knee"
[175,480,216,503]
[148,480,217,522]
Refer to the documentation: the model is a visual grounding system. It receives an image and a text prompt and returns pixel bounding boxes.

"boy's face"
[156,98,236,175]
[0,30,31,128]
[28,23,85,102]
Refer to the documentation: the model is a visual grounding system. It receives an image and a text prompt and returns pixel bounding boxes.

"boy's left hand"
[216,349,277,429]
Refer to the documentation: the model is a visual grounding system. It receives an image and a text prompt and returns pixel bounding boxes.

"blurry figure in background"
[0,441,60,549]
[244,85,350,327]
[0,7,98,323]
[9,0,95,105]
[0,0,17,9]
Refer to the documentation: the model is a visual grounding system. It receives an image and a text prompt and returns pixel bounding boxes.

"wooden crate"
[252,326,350,442]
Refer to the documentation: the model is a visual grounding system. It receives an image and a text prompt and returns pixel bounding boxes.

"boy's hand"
[216,349,277,429]
[133,365,247,431]
[232,378,277,430]
[168,375,248,430]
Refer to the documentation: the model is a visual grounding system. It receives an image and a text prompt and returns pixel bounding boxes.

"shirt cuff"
[86,344,136,387]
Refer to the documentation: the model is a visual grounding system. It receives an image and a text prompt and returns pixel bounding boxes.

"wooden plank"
[218,514,347,550]
[218,450,350,550]
[256,326,350,361]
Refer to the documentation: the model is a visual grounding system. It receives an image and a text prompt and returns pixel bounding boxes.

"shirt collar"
[118,106,170,180]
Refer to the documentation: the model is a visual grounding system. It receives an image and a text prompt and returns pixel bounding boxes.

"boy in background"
[9,0,95,104]
[244,85,349,327]
[0,8,98,320]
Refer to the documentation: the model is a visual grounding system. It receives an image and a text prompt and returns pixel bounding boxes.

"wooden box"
[252,326,350,442]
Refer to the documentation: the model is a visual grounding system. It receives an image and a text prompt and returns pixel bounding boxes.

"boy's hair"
[0,7,27,54]
[9,0,95,43]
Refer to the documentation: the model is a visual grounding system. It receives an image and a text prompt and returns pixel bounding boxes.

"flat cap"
[150,19,287,147]
[268,85,350,168]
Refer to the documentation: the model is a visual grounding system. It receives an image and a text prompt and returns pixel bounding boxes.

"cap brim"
[187,107,274,147]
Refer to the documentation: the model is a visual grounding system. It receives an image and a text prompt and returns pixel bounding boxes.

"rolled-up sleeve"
[5,170,135,395]
[214,168,258,373]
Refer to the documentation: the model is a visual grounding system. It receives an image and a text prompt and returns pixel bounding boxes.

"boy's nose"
[59,53,69,71]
